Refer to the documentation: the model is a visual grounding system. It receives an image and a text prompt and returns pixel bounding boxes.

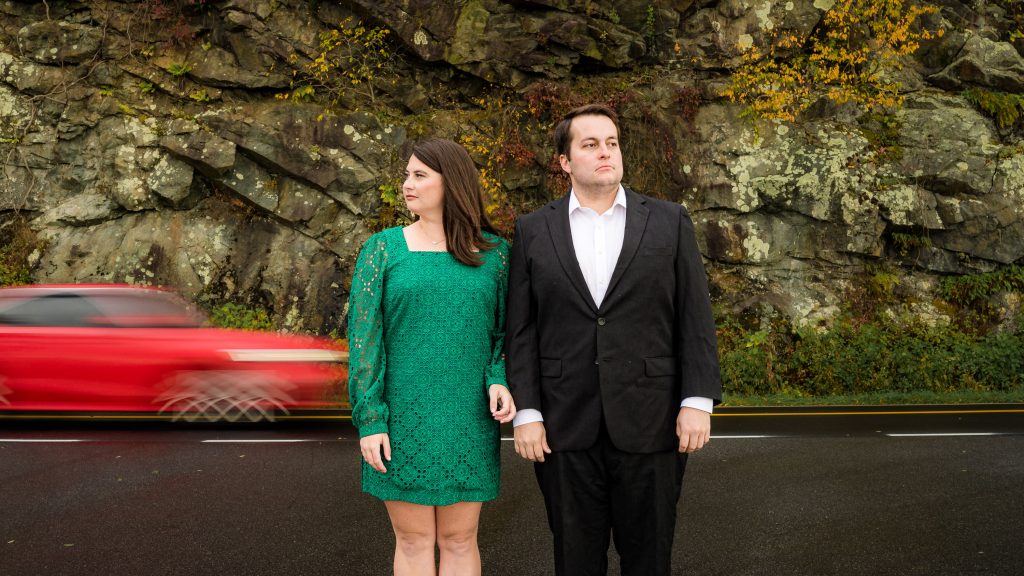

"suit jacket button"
[597,317,606,326]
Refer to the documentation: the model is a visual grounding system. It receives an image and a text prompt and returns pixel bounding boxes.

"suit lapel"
[603,188,649,306]
[545,195,599,313]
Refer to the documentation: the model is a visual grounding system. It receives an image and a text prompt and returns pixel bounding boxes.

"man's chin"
[596,175,623,188]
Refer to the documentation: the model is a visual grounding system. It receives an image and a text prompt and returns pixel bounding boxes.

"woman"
[348,137,516,576]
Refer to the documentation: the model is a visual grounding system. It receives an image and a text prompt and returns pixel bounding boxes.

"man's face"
[559,114,623,192]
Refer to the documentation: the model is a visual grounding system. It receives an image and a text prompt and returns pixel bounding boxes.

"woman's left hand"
[489,384,517,423]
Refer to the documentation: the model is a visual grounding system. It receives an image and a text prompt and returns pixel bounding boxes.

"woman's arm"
[347,233,390,439]
[487,240,515,422]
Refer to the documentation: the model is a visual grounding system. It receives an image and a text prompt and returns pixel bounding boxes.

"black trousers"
[535,423,688,576]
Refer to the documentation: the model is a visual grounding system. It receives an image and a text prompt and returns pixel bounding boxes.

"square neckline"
[397,225,449,254]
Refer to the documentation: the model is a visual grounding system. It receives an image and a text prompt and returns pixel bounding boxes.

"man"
[505,103,722,576]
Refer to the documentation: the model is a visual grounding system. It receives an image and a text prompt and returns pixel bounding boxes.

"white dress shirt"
[569,185,628,308]
[513,187,712,427]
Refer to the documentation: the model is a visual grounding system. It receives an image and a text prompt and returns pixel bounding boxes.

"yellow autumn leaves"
[723,0,943,121]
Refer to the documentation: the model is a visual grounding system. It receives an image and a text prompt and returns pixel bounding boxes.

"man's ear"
[559,154,571,175]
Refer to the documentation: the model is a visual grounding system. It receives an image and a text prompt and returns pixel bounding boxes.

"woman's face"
[403,154,444,217]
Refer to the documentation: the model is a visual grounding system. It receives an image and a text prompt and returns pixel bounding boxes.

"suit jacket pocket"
[644,356,677,378]
[540,357,562,378]
[642,245,673,256]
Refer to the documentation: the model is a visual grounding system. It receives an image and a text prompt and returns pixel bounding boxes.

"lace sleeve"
[347,233,389,438]
[485,240,509,389]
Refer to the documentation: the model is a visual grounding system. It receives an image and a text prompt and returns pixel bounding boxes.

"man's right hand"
[513,421,551,462]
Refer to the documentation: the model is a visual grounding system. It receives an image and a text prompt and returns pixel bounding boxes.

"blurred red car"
[0,284,348,422]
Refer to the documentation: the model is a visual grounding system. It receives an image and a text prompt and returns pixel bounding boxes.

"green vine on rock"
[939,266,1024,307]
[938,265,1024,331]
[367,180,412,231]
[890,231,931,257]
[963,88,1024,129]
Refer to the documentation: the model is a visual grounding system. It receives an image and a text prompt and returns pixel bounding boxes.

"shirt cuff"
[513,408,544,427]
[514,400,710,426]
[680,396,714,414]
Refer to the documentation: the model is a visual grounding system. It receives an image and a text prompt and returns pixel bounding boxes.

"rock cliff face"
[1,0,1023,332]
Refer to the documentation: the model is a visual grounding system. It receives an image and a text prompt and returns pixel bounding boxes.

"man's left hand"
[676,406,711,453]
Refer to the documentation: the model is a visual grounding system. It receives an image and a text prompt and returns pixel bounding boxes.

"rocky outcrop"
[2,0,1024,334]
[929,33,1024,91]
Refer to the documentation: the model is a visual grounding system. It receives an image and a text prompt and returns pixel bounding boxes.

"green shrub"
[0,216,37,287]
[939,266,1024,306]
[961,331,1024,390]
[939,265,1024,331]
[716,313,791,396]
[0,258,31,286]
[717,314,1024,398]
[207,303,274,331]
[789,322,894,395]
[720,330,780,396]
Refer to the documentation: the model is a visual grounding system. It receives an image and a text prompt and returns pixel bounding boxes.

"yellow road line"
[0,414,171,420]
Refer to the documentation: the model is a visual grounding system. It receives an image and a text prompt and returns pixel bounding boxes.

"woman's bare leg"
[385,500,437,576]
[435,501,483,576]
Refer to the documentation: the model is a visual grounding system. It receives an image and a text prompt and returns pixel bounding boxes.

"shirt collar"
[568,185,627,215]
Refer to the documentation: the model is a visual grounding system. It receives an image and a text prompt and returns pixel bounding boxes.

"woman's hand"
[489,384,517,423]
[359,433,391,473]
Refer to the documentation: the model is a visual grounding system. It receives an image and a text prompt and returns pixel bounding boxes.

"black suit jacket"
[505,188,722,453]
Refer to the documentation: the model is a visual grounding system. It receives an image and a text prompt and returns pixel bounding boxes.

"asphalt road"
[1,406,1022,576]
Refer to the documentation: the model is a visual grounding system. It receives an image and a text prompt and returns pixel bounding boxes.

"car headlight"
[220,349,349,363]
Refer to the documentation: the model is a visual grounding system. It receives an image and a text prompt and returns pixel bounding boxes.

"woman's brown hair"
[408,138,498,267]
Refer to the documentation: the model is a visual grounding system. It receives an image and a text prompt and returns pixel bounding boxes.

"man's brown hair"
[553,103,620,159]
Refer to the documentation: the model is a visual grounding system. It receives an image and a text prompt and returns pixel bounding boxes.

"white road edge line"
[502,435,776,441]
[0,439,84,443]
[886,432,1000,437]
[201,439,310,443]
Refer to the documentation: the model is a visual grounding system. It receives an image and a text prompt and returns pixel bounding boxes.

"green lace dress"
[347,226,508,506]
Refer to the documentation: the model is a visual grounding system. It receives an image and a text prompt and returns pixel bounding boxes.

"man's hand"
[359,432,391,473]
[676,407,711,453]
[513,421,551,462]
